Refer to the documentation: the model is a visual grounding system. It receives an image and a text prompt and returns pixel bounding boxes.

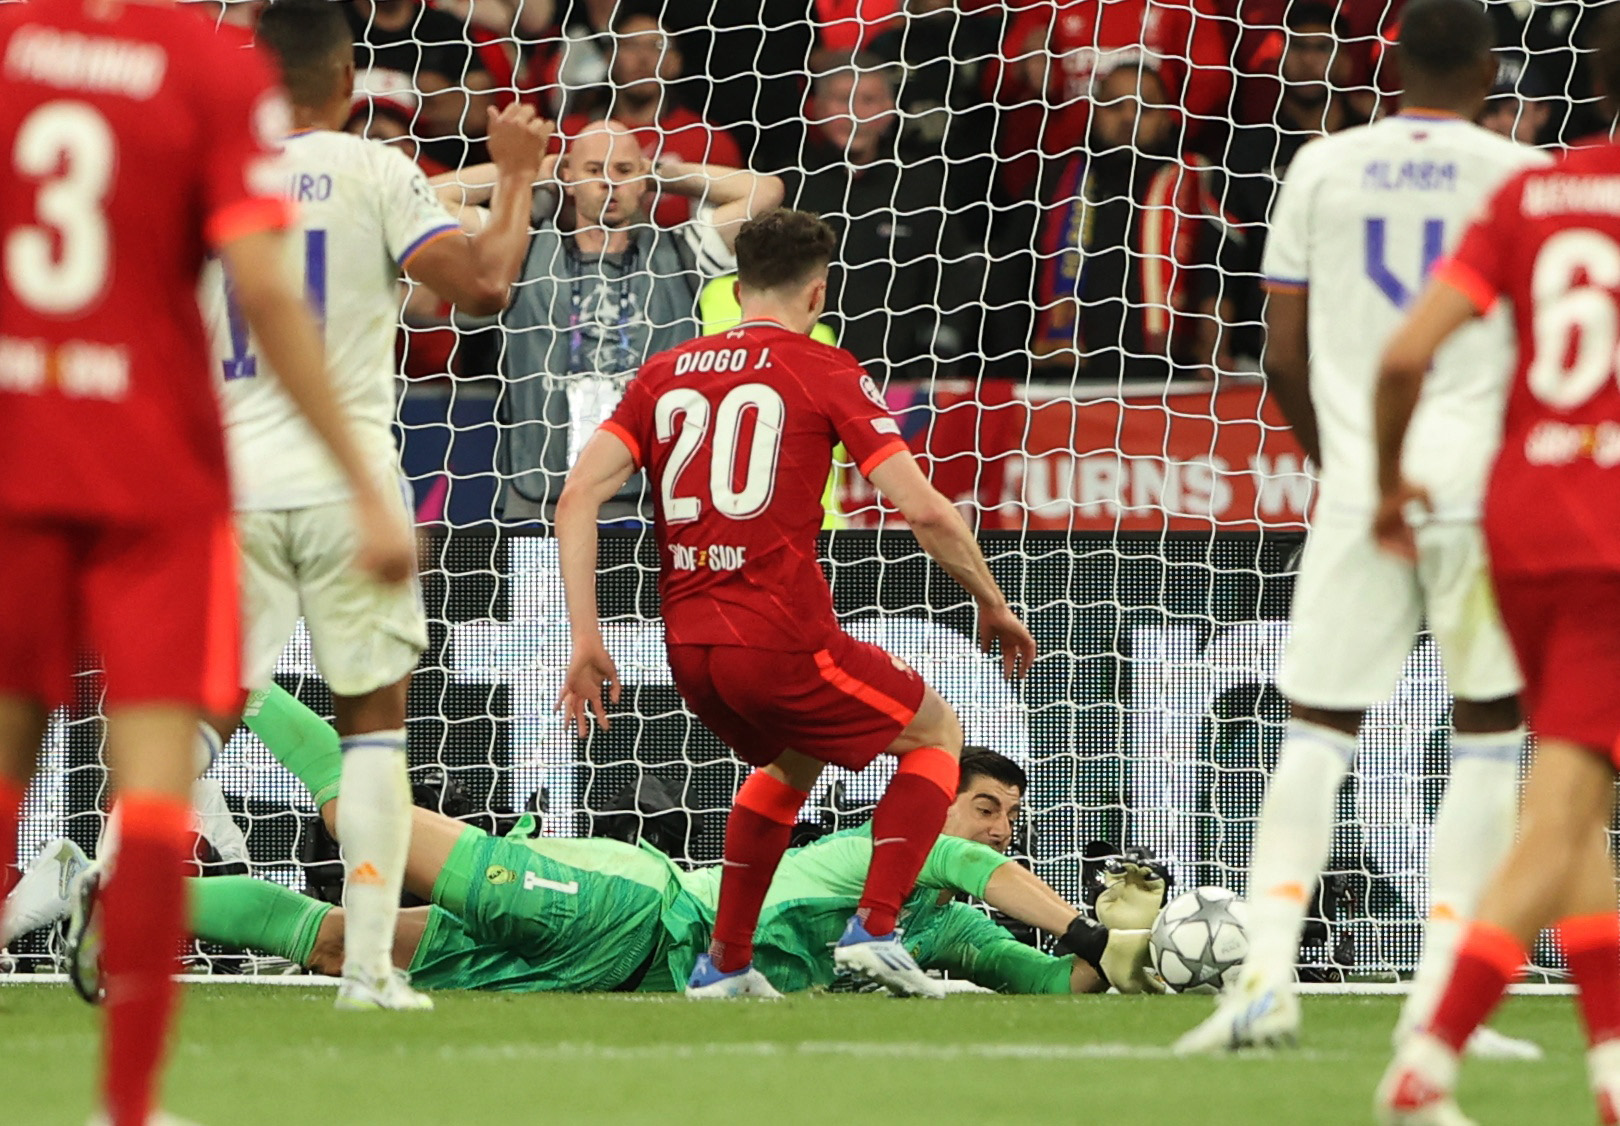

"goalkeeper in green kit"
[22,687,1164,995]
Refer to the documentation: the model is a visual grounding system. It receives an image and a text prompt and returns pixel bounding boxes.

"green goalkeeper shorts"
[412,825,680,993]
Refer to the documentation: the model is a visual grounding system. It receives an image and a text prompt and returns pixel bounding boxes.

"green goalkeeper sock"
[188,876,332,966]
[243,683,342,808]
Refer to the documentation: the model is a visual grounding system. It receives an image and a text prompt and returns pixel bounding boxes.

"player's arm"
[555,429,639,735]
[1262,284,1320,466]
[406,104,552,315]
[867,451,1036,679]
[1372,278,1481,559]
[217,230,413,583]
[920,904,1091,994]
[657,158,785,251]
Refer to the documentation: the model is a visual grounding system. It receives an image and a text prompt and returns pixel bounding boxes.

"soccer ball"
[1149,886,1249,994]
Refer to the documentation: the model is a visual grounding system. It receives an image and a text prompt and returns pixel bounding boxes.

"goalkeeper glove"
[1053,915,1167,995]
[1094,849,1172,932]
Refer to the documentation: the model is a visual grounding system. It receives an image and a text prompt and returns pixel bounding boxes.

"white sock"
[190,777,251,868]
[1398,727,1524,1038]
[336,731,411,981]
[1239,718,1357,987]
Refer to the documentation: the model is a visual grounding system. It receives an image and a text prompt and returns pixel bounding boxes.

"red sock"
[1426,921,1526,1053]
[0,775,23,903]
[709,771,806,973]
[858,747,959,936]
[1560,913,1620,1046]
[102,793,190,1126]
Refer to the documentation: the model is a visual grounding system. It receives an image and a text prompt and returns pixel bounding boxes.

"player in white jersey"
[1177,0,1551,1056]
[200,1,548,1011]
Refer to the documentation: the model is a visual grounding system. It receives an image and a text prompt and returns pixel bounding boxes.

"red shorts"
[0,514,242,714]
[1493,571,1620,766]
[667,630,927,771]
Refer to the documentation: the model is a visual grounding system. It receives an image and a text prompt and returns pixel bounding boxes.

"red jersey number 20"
[6,101,115,317]
[655,382,786,523]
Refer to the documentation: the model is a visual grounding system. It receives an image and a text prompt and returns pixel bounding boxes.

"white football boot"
[831,916,946,999]
[88,1111,203,1126]
[684,953,785,999]
[1,837,89,947]
[333,968,434,1012]
[1375,1032,1475,1126]
[1173,971,1301,1053]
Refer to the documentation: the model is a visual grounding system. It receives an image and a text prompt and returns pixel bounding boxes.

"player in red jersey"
[1370,12,1620,1123]
[0,3,412,1123]
[557,209,1036,999]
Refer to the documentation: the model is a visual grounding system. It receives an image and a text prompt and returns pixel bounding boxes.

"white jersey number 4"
[654,382,785,522]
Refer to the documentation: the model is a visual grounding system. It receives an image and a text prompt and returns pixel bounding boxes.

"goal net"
[4,0,1603,984]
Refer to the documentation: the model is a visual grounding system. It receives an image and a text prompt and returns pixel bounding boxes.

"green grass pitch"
[0,985,1597,1125]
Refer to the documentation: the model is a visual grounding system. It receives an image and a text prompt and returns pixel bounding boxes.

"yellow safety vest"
[698,275,849,529]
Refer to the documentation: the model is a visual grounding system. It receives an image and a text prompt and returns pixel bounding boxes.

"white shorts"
[1277,518,1522,710]
[237,499,426,697]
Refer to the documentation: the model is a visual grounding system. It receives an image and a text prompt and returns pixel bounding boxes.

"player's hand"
[486,103,552,182]
[557,638,620,737]
[978,602,1036,680]
[1373,479,1432,562]
[351,488,415,586]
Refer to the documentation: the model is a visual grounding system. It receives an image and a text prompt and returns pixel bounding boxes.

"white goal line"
[0,975,1576,996]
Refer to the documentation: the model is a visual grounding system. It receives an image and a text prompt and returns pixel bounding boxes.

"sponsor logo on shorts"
[485,865,517,885]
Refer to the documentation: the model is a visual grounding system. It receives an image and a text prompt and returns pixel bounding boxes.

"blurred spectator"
[1217,0,1403,126]
[1485,0,1608,144]
[348,0,496,167]
[479,123,781,522]
[544,0,622,119]
[1033,56,1227,383]
[1213,2,1366,367]
[561,11,744,227]
[1478,51,1554,145]
[869,0,1008,236]
[433,0,554,37]
[815,0,904,52]
[349,68,449,175]
[987,0,1232,202]
[787,54,978,384]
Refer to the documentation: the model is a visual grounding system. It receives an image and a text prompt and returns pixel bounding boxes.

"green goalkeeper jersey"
[406,822,1077,995]
[665,825,1075,994]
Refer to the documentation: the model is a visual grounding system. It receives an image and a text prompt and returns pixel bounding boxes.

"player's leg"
[188,874,335,970]
[94,704,203,1123]
[1179,519,1418,1052]
[694,746,823,993]
[855,685,962,936]
[329,675,418,1005]
[0,699,46,905]
[826,685,963,999]
[1379,739,1616,1124]
[1398,694,1528,1055]
[1397,522,1531,1054]
[0,517,77,902]
[295,496,428,1010]
[306,906,432,977]
[79,515,242,1124]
